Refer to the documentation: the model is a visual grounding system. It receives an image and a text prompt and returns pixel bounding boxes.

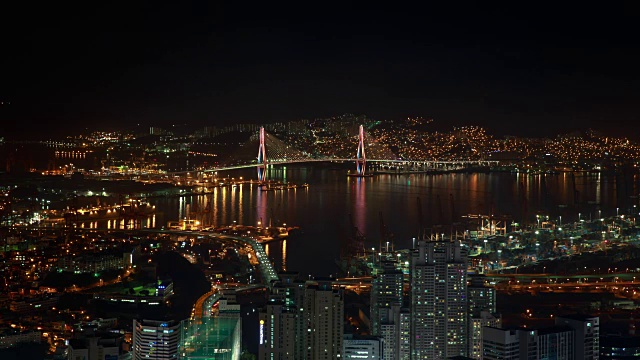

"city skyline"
[3,3,640,139]
[2,3,640,359]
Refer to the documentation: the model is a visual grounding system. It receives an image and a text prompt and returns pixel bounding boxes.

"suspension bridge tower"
[257,127,267,182]
[351,125,371,177]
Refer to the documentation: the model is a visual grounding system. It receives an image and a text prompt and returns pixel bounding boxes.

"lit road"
[69,227,280,286]
[191,287,222,320]
[168,159,498,175]
[497,278,640,296]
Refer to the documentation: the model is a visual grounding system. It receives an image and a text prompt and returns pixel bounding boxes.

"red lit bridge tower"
[356,125,366,176]
[257,127,267,182]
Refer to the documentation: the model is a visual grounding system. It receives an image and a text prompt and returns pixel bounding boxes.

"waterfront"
[151,166,640,275]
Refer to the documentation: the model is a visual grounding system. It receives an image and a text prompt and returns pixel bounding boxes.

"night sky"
[2,3,640,139]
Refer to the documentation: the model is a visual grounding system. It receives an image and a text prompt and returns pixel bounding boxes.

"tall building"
[600,335,640,358]
[132,319,180,360]
[467,275,501,359]
[482,327,520,360]
[260,275,344,360]
[522,326,575,359]
[304,279,344,360]
[379,304,410,360]
[469,311,501,359]
[467,275,496,315]
[483,326,575,360]
[270,272,307,359]
[179,317,241,360]
[343,334,384,359]
[370,261,404,336]
[411,240,468,359]
[68,335,121,360]
[258,300,297,360]
[555,315,600,360]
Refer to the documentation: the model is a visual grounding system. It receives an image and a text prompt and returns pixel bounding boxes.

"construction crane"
[379,211,394,253]
[416,197,424,241]
[571,172,580,206]
[519,181,528,226]
[436,194,444,225]
[450,193,466,241]
[348,213,365,254]
[432,194,445,240]
[379,211,384,254]
[337,214,367,276]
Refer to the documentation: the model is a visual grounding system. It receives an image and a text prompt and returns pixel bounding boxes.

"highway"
[69,227,280,286]
[171,159,499,175]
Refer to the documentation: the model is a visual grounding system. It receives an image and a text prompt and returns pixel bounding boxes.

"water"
[152,166,639,276]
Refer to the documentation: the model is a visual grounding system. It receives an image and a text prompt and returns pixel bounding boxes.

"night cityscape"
[2,3,640,360]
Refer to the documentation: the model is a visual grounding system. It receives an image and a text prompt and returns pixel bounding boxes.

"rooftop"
[556,314,599,321]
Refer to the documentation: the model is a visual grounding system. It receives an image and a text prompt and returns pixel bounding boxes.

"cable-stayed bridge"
[176,126,497,180]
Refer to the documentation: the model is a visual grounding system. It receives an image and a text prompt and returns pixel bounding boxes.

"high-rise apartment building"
[482,315,599,360]
[370,261,404,336]
[469,311,501,359]
[132,319,180,360]
[522,326,575,359]
[483,326,575,360]
[555,315,600,360]
[482,327,520,360]
[303,279,344,360]
[467,275,496,315]
[411,240,468,359]
[379,304,410,360]
[467,275,500,359]
[270,272,307,359]
[258,300,297,360]
[260,275,344,360]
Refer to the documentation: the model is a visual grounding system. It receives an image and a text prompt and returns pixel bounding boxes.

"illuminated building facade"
[179,317,241,360]
[304,279,344,360]
[483,326,575,360]
[370,261,403,336]
[410,240,468,359]
[555,315,600,360]
[258,300,297,360]
[379,304,410,360]
[343,334,384,359]
[467,275,501,359]
[132,319,180,360]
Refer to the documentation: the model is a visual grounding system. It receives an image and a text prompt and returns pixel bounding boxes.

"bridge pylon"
[355,125,366,175]
[257,127,267,182]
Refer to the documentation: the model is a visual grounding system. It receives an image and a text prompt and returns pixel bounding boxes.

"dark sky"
[2,2,640,139]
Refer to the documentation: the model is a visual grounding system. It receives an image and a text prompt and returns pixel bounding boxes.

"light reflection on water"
[173,167,638,275]
[83,166,640,275]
